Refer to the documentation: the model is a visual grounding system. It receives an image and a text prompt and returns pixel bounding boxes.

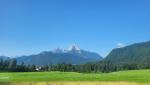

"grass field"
[1,69,150,85]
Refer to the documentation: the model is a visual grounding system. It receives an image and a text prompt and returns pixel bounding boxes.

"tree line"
[0,59,150,73]
[0,59,36,72]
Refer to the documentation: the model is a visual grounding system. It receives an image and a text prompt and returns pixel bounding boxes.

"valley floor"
[0,69,150,85]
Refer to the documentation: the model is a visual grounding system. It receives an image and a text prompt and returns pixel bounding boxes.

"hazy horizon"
[0,0,150,57]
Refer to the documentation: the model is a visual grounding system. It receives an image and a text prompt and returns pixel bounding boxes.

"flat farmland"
[1,70,150,85]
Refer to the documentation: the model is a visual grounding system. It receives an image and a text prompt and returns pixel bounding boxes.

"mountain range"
[15,45,103,66]
[1,41,150,66]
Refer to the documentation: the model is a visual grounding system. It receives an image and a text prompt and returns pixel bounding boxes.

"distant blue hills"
[0,44,102,66]
[1,41,150,66]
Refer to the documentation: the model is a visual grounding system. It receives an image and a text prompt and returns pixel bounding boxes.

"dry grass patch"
[8,82,150,85]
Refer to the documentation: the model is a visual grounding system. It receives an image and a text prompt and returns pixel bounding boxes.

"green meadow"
[0,69,150,83]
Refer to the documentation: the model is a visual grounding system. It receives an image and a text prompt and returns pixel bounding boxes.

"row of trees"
[0,59,150,73]
[39,61,144,73]
[0,59,36,72]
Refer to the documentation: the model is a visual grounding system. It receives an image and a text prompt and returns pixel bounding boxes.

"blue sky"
[0,0,150,57]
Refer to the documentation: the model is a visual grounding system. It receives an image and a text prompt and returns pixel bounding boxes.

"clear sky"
[0,0,150,57]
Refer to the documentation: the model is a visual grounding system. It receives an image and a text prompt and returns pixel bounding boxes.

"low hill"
[0,56,9,60]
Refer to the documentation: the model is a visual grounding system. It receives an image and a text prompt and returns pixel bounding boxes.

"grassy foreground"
[7,82,150,85]
[0,70,150,83]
